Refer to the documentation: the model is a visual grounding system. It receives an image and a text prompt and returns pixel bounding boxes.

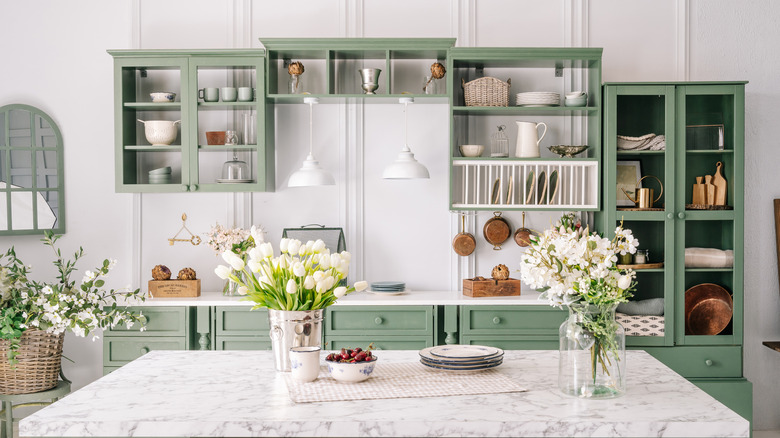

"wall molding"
[676,0,690,81]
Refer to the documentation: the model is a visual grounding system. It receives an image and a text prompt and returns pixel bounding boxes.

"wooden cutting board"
[712,161,727,205]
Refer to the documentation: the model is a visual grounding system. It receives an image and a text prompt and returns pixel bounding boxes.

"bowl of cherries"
[325,346,377,383]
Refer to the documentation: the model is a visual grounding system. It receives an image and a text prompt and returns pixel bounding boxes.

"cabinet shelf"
[267,94,448,103]
[685,268,734,273]
[685,149,734,154]
[683,210,735,220]
[124,145,182,151]
[614,210,667,221]
[452,106,598,116]
[198,144,257,150]
[124,102,181,110]
[616,150,666,156]
[197,102,257,108]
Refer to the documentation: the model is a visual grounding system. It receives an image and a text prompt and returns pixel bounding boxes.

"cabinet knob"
[190,184,198,192]
[181,184,189,192]
[705,359,713,367]
[678,212,686,219]
[374,317,383,325]
[139,315,148,325]
[139,346,150,355]
[667,213,674,220]
[492,316,501,324]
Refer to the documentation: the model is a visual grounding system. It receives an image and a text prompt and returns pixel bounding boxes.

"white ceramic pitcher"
[515,121,547,158]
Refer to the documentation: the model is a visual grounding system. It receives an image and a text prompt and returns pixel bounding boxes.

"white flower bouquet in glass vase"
[519,213,639,398]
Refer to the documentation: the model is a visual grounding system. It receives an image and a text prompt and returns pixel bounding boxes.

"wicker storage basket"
[0,330,64,394]
[462,77,511,107]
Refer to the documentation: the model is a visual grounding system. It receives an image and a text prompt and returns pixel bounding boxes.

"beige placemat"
[283,362,527,403]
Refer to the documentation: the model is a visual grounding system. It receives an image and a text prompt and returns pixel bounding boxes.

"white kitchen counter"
[20,350,749,437]
[129,289,546,307]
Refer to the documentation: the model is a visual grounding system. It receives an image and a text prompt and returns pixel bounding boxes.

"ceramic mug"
[289,346,321,382]
[221,87,238,102]
[238,87,255,102]
[199,88,219,102]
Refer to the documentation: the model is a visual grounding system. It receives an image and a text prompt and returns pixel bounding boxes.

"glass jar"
[289,74,303,94]
[559,303,626,398]
[423,76,438,95]
[490,125,509,157]
[225,130,238,145]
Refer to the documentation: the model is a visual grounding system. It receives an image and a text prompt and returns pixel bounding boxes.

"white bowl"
[565,91,586,99]
[138,119,180,146]
[326,357,377,383]
[459,144,485,157]
[150,92,176,103]
[564,96,587,107]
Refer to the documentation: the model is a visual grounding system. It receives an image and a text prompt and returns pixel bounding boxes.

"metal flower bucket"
[268,309,324,372]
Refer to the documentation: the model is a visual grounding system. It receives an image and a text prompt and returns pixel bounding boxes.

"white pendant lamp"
[383,97,430,179]
[288,97,335,187]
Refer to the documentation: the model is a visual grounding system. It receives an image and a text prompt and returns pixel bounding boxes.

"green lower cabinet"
[690,378,752,423]
[102,366,122,375]
[103,336,187,366]
[216,336,272,351]
[643,346,742,378]
[460,335,558,350]
[326,337,432,351]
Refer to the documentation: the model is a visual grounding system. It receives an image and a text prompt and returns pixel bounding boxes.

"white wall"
[1,0,778,430]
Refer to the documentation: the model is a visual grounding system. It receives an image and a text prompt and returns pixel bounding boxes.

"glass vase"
[559,303,626,399]
[289,74,303,94]
[222,279,239,296]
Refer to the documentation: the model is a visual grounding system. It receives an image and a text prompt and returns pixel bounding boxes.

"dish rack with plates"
[450,159,599,210]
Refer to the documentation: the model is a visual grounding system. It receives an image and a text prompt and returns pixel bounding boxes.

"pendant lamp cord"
[403,101,408,147]
[308,100,314,156]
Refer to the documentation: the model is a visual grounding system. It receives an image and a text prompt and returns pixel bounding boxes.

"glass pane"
[42,190,59,226]
[0,192,7,230]
[37,150,58,188]
[9,150,32,188]
[8,109,32,147]
[0,113,5,147]
[0,150,5,181]
[34,114,56,148]
[10,191,34,230]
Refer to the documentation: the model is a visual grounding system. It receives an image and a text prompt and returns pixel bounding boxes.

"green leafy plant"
[0,231,145,363]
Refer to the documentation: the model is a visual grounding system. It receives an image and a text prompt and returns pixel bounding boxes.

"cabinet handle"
[181,184,189,192]
[190,184,198,192]
[705,359,713,367]
[139,315,148,325]
[139,346,150,355]
[667,213,674,220]
[678,212,686,219]
[374,317,383,325]
[492,316,501,324]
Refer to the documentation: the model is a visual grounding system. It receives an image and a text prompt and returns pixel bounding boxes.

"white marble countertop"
[20,350,748,437]
[130,290,547,307]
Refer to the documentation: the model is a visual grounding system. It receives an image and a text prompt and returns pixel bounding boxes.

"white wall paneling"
[1,0,778,429]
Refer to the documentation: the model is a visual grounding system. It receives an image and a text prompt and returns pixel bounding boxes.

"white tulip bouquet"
[214,238,367,311]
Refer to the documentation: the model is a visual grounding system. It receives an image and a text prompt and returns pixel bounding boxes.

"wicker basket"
[462,77,511,107]
[0,330,64,394]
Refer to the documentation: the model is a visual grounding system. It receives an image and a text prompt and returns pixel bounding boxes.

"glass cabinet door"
[114,58,189,192]
[188,56,266,192]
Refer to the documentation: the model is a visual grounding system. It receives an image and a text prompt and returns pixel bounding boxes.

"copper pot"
[483,212,511,250]
[514,211,532,247]
[685,283,733,335]
[452,214,476,256]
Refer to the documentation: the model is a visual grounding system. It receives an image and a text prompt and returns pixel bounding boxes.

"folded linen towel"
[684,247,734,268]
[617,134,666,151]
[616,298,664,316]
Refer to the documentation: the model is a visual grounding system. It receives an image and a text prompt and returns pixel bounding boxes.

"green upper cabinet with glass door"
[598,82,746,349]
[109,49,272,193]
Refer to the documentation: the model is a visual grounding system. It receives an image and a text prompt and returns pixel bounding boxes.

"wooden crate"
[463,278,521,297]
[148,279,201,298]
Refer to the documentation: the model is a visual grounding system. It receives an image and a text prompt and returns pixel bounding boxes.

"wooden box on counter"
[148,279,201,298]
[463,278,522,297]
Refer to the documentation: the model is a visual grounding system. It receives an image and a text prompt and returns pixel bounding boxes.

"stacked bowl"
[419,345,504,372]
[149,166,172,184]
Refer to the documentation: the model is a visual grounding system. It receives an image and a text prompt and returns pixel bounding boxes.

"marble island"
[20,350,748,437]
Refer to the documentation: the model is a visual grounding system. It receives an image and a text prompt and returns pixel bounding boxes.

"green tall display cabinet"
[598,82,750,423]
[108,49,273,193]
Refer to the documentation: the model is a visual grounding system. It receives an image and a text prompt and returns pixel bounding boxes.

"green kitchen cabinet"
[213,306,271,351]
[447,47,602,212]
[109,50,272,193]
[260,38,454,102]
[101,306,194,375]
[599,82,749,421]
[324,306,436,350]
[459,305,566,349]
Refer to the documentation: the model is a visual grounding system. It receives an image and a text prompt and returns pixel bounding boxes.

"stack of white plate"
[516,92,560,107]
[369,281,406,295]
[149,166,172,184]
[419,345,504,372]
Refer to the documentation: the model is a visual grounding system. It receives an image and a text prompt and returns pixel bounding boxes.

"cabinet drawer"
[461,306,566,335]
[461,335,558,350]
[216,307,269,336]
[106,306,186,337]
[326,337,432,351]
[326,306,433,336]
[643,346,742,378]
[216,336,272,351]
[103,337,186,366]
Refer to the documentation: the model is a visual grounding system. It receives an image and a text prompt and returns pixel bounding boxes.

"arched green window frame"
[0,104,65,235]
